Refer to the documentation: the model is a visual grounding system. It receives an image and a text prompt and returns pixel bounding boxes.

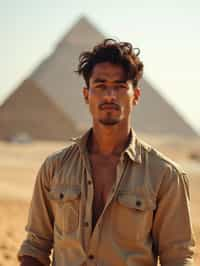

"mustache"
[99,103,120,110]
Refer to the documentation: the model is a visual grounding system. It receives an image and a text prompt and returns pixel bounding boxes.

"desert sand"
[0,136,199,265]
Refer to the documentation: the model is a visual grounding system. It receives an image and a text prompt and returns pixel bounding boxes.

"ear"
[83,87,89,104]
[133,87,141,105]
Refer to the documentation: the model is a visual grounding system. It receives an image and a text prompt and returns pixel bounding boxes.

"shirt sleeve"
[20,255,45,266]
[152,167,195,266]
[18,158,54,266]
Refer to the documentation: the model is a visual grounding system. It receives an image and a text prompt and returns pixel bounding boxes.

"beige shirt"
[18,129,195,266]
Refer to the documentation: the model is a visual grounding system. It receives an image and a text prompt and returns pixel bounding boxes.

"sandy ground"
[0,136,199,265]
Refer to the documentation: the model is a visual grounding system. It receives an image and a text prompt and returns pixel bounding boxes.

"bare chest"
[89,155,120,227]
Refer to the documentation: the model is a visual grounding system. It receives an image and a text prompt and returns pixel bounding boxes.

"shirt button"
[136,200,141,207]
[60,193,64,199]
[84,221,89,227]
[88,180,92,185]
[88,254,94,260]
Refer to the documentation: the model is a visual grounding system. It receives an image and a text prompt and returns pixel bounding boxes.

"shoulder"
[138,138,186,176]
[37,142,80,185]
[44,142,80,170]
[137,138,189,196]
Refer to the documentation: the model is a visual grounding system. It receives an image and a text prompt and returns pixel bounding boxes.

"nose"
[103,87,117,101]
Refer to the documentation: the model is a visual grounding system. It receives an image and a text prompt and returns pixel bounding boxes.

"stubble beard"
[98,112,121,126]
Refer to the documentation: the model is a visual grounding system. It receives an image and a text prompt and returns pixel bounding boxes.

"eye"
[115,84,127,90]
[96,84,106,90]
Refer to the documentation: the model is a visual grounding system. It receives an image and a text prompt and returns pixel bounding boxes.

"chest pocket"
[49,185,81,235]
[118,192,155,211]
[112,191,156,243]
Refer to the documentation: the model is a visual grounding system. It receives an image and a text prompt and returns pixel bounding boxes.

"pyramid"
[0,16,198,141]
[0,80,78,141]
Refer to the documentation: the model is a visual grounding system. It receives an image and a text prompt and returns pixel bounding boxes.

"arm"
[18,158,54,266]
[20,255,44,266]
[152,168,195,266]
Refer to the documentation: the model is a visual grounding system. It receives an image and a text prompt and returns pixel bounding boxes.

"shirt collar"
[123,128,142,164]
[71,128,142,164]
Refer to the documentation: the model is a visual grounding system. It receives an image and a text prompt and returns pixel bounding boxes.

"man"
[18,39,195,265]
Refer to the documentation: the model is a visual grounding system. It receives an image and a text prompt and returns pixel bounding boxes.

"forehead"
[90,62,126,81]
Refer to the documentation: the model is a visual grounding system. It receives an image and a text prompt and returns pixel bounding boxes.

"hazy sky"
[0,0,200,133]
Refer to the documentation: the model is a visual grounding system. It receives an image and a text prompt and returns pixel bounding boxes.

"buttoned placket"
[85,153,128,266]
[82,155,94,251]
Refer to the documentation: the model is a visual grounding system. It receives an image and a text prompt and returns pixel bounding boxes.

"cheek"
[122,96,134,110]
[124,102,134,114]
[88,96,99,113]
[128,94,135,109]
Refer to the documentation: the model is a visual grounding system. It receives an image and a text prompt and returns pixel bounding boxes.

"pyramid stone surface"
[134,79,197,136]
[0,79,78,140]
[0,16,198,140]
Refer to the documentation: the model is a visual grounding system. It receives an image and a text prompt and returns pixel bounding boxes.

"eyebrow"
[93,78,127,84]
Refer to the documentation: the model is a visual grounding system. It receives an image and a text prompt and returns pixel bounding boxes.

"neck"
[89,121,131,156]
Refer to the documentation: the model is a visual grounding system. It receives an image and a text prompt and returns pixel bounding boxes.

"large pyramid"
[0,16,198,141]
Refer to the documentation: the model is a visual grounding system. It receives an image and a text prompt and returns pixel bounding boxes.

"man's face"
[83,62,140,126]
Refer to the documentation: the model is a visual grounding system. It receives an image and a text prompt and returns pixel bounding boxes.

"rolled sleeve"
[153,167,195,266]
[18,158,54,266]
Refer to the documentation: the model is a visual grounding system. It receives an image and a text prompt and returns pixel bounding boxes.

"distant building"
[0,16,198,141]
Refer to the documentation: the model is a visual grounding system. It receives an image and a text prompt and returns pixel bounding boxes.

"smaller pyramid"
[0,80,78,141]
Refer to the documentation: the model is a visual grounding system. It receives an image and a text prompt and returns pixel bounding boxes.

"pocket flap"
[118,192,156,211]
[49,185,81,201]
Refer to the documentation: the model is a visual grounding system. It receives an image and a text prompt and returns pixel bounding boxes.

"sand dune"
[0,137,199,265]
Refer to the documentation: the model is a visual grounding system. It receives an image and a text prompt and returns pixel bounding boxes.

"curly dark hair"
[76,38,144,88]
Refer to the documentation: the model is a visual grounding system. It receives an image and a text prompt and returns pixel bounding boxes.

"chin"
[99,119,120,126]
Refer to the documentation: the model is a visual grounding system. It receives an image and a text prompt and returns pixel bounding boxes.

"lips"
[99,103,120,110]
